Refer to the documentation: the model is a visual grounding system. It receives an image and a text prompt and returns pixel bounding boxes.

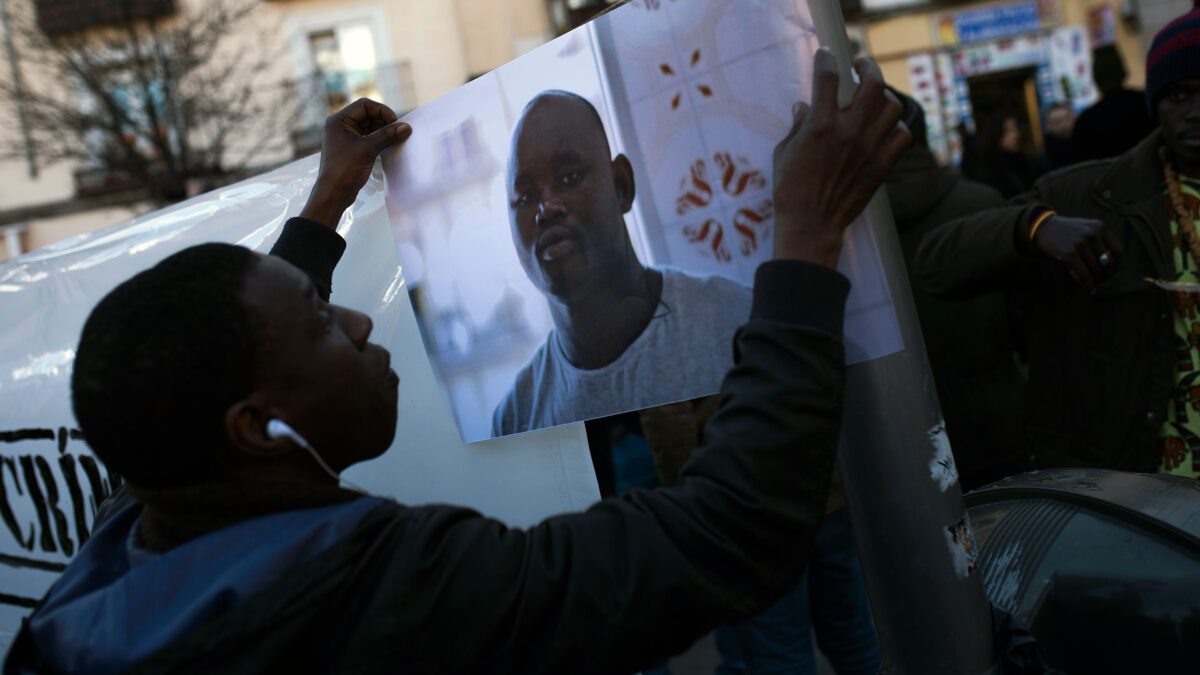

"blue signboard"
[954,2,1042,44]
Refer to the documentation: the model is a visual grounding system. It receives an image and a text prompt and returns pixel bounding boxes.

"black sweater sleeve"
[268,217,347,302]
[352,260,852,674]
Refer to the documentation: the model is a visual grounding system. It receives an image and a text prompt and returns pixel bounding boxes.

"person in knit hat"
[1072,44,1156,162]
[911,5,1200,479]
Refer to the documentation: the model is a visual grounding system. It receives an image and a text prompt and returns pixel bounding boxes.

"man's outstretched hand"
[773,49,910,268]
[300,98,413,228]
[1032,215,1123,294]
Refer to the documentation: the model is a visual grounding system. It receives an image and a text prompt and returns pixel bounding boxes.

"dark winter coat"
[913,131,1172,473]
[1072,87,1156,162]
[886,145,1027,489]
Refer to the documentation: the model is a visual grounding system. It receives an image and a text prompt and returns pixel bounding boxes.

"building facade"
[0,0,555,263]
[848,0,1152,165]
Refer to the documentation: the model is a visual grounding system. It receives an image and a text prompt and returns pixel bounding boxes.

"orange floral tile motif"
[675,152,771,262]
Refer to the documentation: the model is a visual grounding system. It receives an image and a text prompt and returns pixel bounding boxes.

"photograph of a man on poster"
[384,0,899,444]
[493,90,752,437]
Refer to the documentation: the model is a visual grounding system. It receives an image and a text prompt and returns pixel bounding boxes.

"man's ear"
[613,154,636,213]
[225,400,294,459]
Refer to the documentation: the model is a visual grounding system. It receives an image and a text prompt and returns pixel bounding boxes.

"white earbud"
[266,418,309,448]
[265,418,369,494]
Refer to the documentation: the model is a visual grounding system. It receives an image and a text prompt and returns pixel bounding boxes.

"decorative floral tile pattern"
[603,7,814,284]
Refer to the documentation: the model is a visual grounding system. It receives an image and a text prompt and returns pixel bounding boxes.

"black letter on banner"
[78,454,123,516]
[0,429,54,444]
[56,428,89,544]
[58,454,89,545]
[78,455,108,516]
[18,456,55,553]
[35,456,73,556]
[0,457,32,550]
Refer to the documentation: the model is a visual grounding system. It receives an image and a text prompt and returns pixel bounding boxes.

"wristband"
[1028,208,1056,242]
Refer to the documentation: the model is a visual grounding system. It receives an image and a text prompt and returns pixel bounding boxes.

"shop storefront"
[854,0,1146,165]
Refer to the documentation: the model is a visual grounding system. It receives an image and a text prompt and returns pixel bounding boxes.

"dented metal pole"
[806,0,999,672]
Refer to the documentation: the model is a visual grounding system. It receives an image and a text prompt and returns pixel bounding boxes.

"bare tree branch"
[0,0,305,204]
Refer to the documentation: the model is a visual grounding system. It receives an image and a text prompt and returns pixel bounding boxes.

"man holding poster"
[7,49,910,674]
[494,90,753,437]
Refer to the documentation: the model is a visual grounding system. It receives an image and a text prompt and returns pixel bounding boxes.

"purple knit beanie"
[1147,3,1200,116]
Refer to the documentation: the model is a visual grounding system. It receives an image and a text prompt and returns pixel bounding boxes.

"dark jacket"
[1072,87,1156,162]
[886,145,1027,489]
[975,150,1036,200]
[1033,135,1078,177]
[6,219,851,674]
[913,131,1172,473]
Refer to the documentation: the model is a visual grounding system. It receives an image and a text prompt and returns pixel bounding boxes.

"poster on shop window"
[383,0,903,444]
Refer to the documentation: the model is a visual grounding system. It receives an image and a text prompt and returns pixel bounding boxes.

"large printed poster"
[385,0,903,443]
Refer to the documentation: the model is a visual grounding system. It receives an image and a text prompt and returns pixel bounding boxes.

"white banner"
[0,156,599,654]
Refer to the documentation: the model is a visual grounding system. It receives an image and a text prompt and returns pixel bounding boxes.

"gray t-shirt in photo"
[492,267,753,437]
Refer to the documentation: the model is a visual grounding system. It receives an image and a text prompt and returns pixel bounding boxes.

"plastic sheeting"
[0,155,599,652]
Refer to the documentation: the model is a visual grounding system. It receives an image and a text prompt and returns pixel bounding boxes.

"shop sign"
[1049,25,1099,108]
[907,53,943,139]
[936,52,970,164]
[934,0,1060,47]
[907,52,956,165]
[954,35,1046,77]
[1088,4,1116,47]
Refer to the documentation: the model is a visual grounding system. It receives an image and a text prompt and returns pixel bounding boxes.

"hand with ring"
[1031,214,1123,293]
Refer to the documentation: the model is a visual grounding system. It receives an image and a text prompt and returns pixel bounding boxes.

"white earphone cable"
[265,418,372,495]
[298,441,372,495]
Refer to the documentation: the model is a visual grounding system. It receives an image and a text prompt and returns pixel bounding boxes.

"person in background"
[913,7,1200,479]
[1073,43,1156,161]
[636,393,881,675]
[956,121,984,186]
[885,89,1027,490]
[972,111,1036,199]
[1034,102,1078,176]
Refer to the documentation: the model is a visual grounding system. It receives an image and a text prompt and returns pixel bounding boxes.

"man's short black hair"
[520,90,610,148]
[71,243,262,489]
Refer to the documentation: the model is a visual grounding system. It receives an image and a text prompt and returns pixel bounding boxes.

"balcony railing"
[72,166,143,198]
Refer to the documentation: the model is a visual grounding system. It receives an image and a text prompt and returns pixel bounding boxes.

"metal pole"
[0,0,37,178]
[807,1,998,672]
